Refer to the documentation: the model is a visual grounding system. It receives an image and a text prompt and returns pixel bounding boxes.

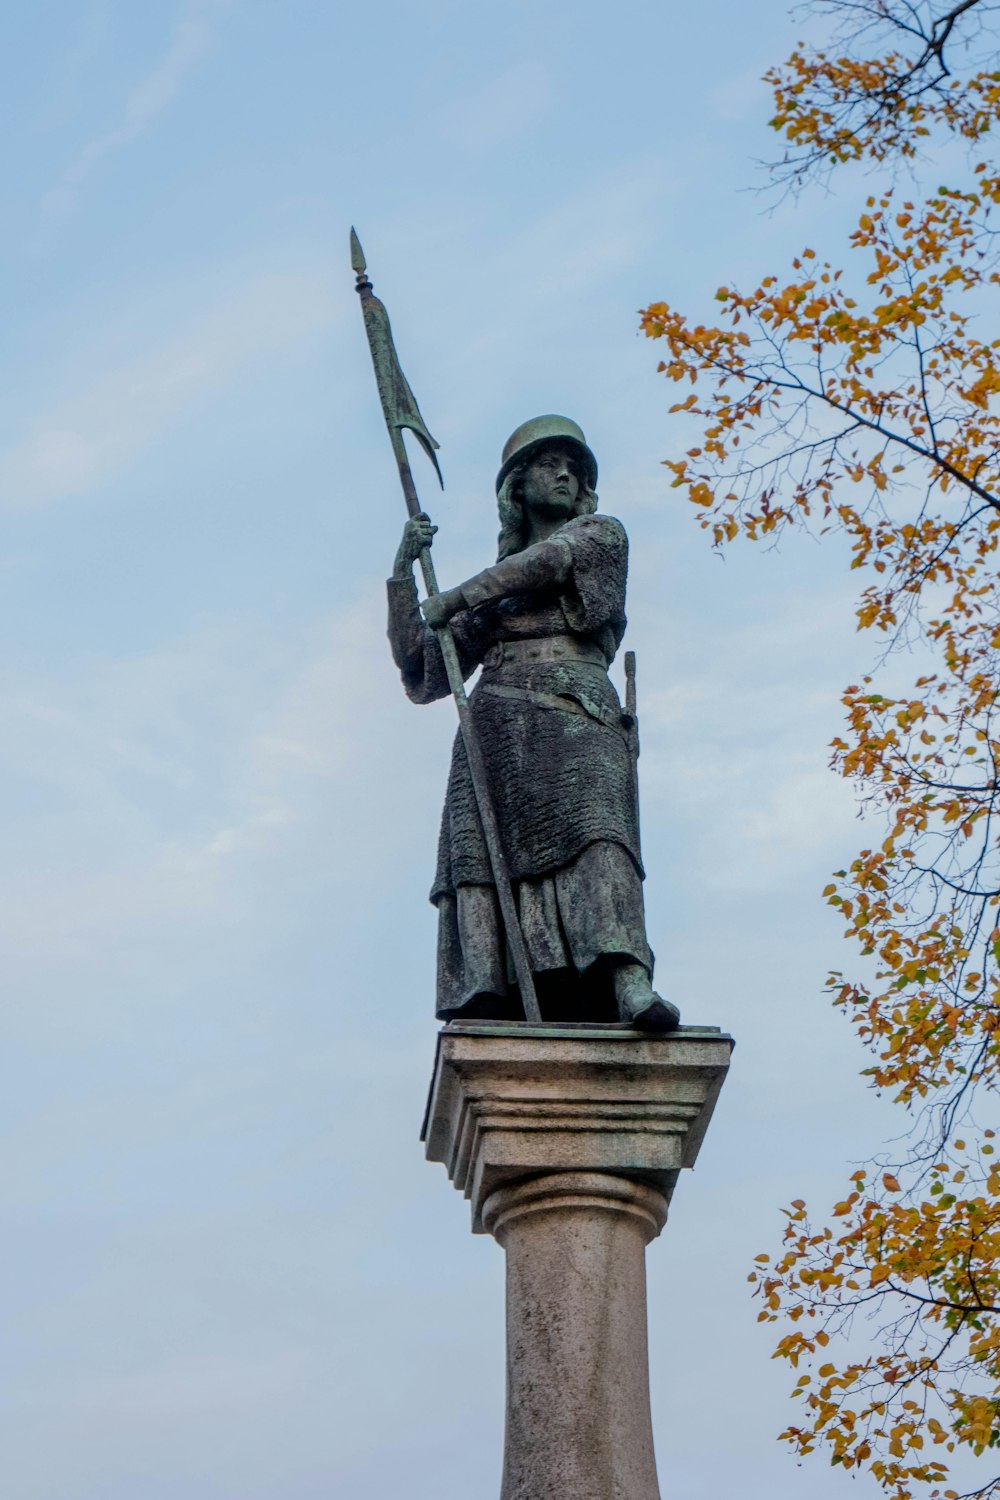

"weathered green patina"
[352,230,676,1032]
[387,425,679,1033]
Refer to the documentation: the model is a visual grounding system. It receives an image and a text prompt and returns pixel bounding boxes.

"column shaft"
[483,1171,668,1500]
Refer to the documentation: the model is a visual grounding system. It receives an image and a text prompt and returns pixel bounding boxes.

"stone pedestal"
[422,1022,733,1500]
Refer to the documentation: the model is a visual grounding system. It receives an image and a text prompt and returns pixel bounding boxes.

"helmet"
[496,415,598,495]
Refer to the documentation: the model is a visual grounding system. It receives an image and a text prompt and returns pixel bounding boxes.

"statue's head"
[495,415,599,560]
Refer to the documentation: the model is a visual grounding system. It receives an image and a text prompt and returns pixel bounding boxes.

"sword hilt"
[624,650,637,720]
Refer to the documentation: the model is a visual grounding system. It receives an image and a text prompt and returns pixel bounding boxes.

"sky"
[0,3,962,1498]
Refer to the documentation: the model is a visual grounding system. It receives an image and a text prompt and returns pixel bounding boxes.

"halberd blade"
[350,227,367,275]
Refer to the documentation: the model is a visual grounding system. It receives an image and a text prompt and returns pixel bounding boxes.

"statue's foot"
[630,996,681,1033]
[613,963,681,1033]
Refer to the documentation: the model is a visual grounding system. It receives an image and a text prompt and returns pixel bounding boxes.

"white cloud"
[43,0,231,216]
[0,272,336,510]
[0,588,441,1018]
[632,571,863,897]
[436,60,552,152]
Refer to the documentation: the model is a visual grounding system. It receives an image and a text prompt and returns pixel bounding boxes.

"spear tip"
[350,227,367,276]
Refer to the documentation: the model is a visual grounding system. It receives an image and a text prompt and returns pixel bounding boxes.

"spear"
[350,229,542,1024]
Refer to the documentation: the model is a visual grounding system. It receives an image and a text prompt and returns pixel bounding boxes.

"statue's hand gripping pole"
[350,230,542,1024]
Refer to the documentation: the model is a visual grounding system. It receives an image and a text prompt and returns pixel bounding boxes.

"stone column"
[422,1023,732,1500]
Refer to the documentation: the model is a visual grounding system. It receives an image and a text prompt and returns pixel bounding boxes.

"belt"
[480,636,607,671]
[477,682,635,743]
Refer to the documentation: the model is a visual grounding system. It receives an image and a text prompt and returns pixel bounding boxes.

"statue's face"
[521,445,580,519]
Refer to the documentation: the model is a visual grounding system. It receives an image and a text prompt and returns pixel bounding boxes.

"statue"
[351,231,677,1032]
[387,416,679,1033]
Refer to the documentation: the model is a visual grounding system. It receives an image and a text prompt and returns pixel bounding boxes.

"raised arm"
[421,533,573,629]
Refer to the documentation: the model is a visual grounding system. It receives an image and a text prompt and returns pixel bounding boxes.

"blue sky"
[0,3,957,1497]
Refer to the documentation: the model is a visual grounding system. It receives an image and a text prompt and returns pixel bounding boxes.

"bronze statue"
[351,231,676,1031]
[387,416,678,1032]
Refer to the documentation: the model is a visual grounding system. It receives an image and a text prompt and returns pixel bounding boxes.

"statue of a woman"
[387,416,678,1033]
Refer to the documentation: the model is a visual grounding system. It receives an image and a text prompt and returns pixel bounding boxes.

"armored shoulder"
[560,513,628,552]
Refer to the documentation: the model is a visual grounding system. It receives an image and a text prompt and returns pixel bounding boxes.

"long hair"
[496,454,598,561]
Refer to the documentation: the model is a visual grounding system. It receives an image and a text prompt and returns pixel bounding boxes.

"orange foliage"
[642,4,1000,1496]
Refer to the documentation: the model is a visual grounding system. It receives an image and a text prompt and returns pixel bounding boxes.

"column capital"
[482,1169,669,1245]
[422,1022,733,1232]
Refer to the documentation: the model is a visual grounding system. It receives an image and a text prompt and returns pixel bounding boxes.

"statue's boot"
[613,962,681,1034]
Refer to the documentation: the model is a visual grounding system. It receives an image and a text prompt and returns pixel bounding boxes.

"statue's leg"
[436,886,520,1021]
[550,843,679,1028]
